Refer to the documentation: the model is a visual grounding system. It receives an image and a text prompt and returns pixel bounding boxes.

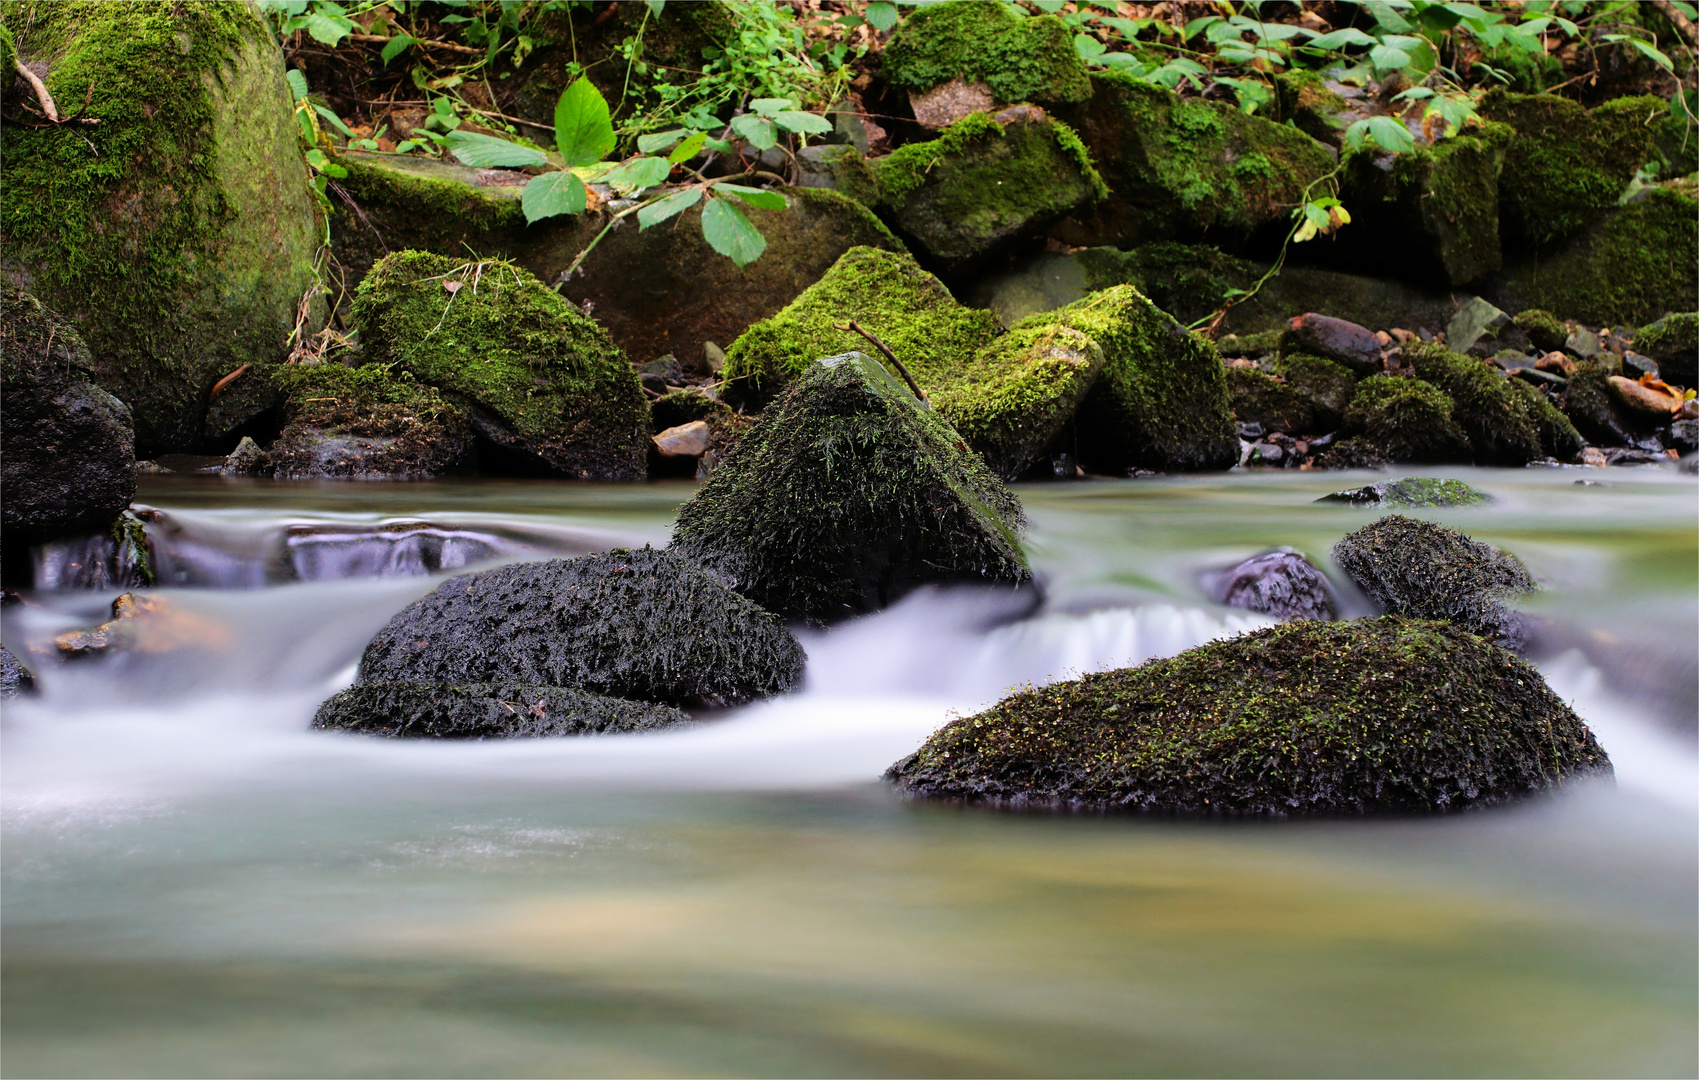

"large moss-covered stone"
[0,1,321,455]
[0,285,134,541]
[1339,375,1471,464]
[1333,515,1535,650]
[355,546,803,707]
[1406,342,1582,464]
[331,156,902,372]
[1053,73,1335,249]
[1632,312,1697,388]
[887,616,1609,814]
[672,352,1031,625]
[265,363,475,480]
[313,681,690,739]
[881,2,1091,106]
[353,251,648,479]
[1225,366,1319,435]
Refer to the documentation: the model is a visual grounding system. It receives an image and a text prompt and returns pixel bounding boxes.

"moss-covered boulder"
[1054,286,1239,473]
[265,363,475,480]
[332,156,901,372]
[0,1,321,455]
[844,108,1106,275]
[881,2,1091,107]
[1333,515,1535,650]
[672,352,1031,625]
[0,285,134,542]
[1479,90,1664,248]
[1492,186,1699,328]
[1406,342,1582,464]
[313,681,690,739]
[1053,73,1335,248]
[887,616,1609,814]
[352,251,648,479]
[1561,360,1646,446]
[354,546,803,707]
[1275,353,1358,428]
[1339,375,1471,464]
[1632,312,1697,388]
[1514,309,1569,354]
[1318,477,1489,508]
[1225,366,1319,435]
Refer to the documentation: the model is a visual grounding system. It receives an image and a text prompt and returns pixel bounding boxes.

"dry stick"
[1650,0,1699,50]
[832,320,928,404]
[346,32,482,56]
[14,59,58,122]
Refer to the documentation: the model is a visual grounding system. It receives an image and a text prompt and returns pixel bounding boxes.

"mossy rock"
[649,390,753,478]
[854,109,1107,275]
[1333,515,1535,650]
[0,644,36,700]
[313,681,690,739]
[0,1,322,455]
[1318,477,1489,508]
[1632,312,1697,388]
[1275,353,1358,427]
[1271,69,1352,146]
[881,3,1091,106]
[1480,90,1665,249]
[1513,309,1569,353]
[1405,342,1580,464]
[887,616,1609,815]
[265,363,475,480]
[1561,360,1645,446]
[1225,366,1318,435]
[1337,124,1512,287]
[1054,286,1239,473]
[1226,352,1357,435]
[1341,375,1471,465]
[0,284,135,539]
[331,156,902,373]
[1053,73,1335,248]
[352,251,648,479]
[354,546,804,707]
[672,352,1031,625]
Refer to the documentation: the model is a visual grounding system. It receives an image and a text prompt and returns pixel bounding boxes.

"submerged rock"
[887,617,1609,815]
[267,363,474,480]
[0,644,37,698]
[1,1,321,454]
[353,251,648,479]
[354,547,802,707]
[673,352,1031,625]
[1213,549,1336,621]
[1319,477,1489,508]
[1332,515,1535,650]
[313,681,690,739]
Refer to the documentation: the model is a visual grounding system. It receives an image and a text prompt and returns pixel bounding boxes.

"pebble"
[1607,375,1682,418]
[653,421,710,458]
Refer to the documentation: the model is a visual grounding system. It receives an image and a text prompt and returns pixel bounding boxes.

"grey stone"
[1447,296,1512,355]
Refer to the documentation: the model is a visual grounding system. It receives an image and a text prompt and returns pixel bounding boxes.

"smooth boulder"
[314,682,690,739]
[1212,549,1336,621]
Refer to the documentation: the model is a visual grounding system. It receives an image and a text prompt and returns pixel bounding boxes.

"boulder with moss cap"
[887,616,1609,814]
[673,352,1031,625]
[880,2,1091,109]
[265,363,475,480]
[1632,312,1697,388]
[0,0,322,455]
[1405,342,1583,464]
[352,251,649,479]
[1335,375,1471,465]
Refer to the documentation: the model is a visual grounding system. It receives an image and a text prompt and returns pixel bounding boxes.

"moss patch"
[1405,341,1576,464]
[1513,309,1568,353]
[266,362,474,480]
[1317,477,1489,508]
[1226,366,1317,435]
[1275,353,1357,427]
[1341,375,1471,464]
[352,251,648,479]
[1632,311,1697,387]
[887,616,1608,815]
[313,681,691,739]
[881,2,1090,105]
[672,352,1031,625]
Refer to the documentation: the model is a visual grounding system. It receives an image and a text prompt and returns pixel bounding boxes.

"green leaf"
[1365,114,1416,153]
[716,183,787,210]
[604,156,673,192]
[444,130,548,168]
[750,97,795,117]
[669,130,707,164]
[303,12,356,45]
[1307,27,1377,48]
[1363,0,1412,32]
[313,104,355,138]
[285,68,309,102]
[554,79,616,167]
[1033,0,1067,12]
[773,110,832,136]
[638,186,704,229]
[381,34,418,66]
[703,136,736,154]
[638,129,687,154]
[522,170,587,223]
[1369,43,1411,70]
[644,0,666,14]
[1626,38,1675,71]
[864,1,898,32]
[1183,15,1222,39]
[700,198,766,268]
[730,114,778,150]
[1075,33,1108,59]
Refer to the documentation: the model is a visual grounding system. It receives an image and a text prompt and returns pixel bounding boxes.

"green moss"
[1225,366,1317,434]
[1476,42,1565,92]
[1632,311,1697,387]
[1076,242,1262,325]
[1274,353,1357,426]
[109,510,154,588]
[1,1,320,454]
[1054,286,1239,472]
[1317,477,1489,508]
[887,616,1609,814]
[672,352,1031,625]
[1405,342,1555,465]
[1513,309,1568,353]
[265,362,474,480]
[1273,69,1350,144]
[1507,377,1584,461]
[1341,374,1470,464]
[722,246,1003,408]
[314,681,691,739]
[1217,329,1284,358]
[881,2,1090,105]
[352,251,648,479]
[1481,90,1665,248]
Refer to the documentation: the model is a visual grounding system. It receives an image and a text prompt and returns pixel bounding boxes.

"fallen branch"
[346,33,482,56]
[832,319,928,405]
[1650,0,1699,50]
[14,59,57,122]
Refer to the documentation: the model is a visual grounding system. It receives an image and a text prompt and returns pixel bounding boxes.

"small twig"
[15,59,57,122]
[209,364,251,399]
[345,32,482,56]
[832,320,928,405]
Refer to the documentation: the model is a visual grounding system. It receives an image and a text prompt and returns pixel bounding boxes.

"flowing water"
[3,468,1696,1078]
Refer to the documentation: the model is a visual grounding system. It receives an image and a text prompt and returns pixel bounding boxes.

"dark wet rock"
[1,644,37,698]
[1669,419,1699,456]
[1314,438,1391,471]
[674,352,1031,625]
[312,681,690,739]
[1513,310,1569,354]
[1273,354,1357,430]
[202,361,284,445]
[1620,352,1659,380]
[354,546,802,708]
[1632,312,1696,389]
[1213,549,1336,621]
[1225,367,1317,436]
[1332,515,1535,651]
[1283,314,1381,376]
[646,391,752,479]
[1562,361,1645,447]
[1406,342,1582,465]
[1,285,135,544]
[353,251,648,479]
[1338,375,1471,465]
[220,436,268,476]
[266,363,475,480]
[886,616,1609,815]
[29,511,154,591]
[1318,477,1489,508]
[1445,296,1516,356]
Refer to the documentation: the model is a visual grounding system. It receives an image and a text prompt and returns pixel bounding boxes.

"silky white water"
[4,467,1695,1077]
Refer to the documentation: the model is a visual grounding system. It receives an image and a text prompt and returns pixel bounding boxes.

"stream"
[3,468,1695,1077]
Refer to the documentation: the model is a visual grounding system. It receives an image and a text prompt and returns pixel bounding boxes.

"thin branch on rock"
[832,320,929,405]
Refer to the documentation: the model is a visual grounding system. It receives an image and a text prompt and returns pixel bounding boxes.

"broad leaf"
[554,79,616,167]
[638,129,687,154]
[669,130,708,164]
[1365,115,1416,153]
[1307,27,1376,48]
[730,114,778,150]
[700,198,766,268]
[445,130,548,168]
[716,183,787,210]
[773,110,832,136]
[638,186,704,229]
[604,156,673,192]
[286,69,309,102]
[303,12,356,45]
[644,0,665,14]
[864,1,898,31]
[522,170,587,223]
[749,98,795,117]
[313,103,355,138]
[381,34,417,65]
